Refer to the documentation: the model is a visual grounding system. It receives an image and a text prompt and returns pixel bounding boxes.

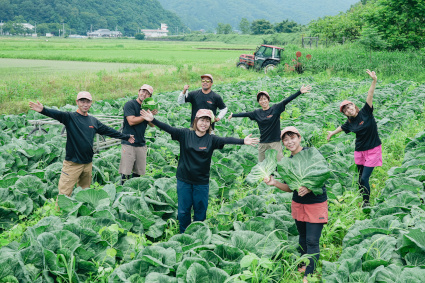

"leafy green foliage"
[135,33,145,40]
[141,97,159,111]
[246,149,277,185]
[277,147,330,195]
[1,77,425,282]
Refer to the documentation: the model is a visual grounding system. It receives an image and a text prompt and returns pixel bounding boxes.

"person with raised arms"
[178,74,227,130]
[264,126,327,283]
[327,69,381,207]
[140,108,259,233]
[228,84,312,162]
[29,91,135,198]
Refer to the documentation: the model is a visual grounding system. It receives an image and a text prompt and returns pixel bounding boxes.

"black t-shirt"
[41,108,130,164]
[121,99,148,147]
[290,147,328,204]
[341,102,381,151]
[151,118,244,185]
[186,89,226,128]
[232,91,302,143]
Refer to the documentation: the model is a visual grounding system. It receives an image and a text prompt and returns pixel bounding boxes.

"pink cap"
[195,109,215,121]
[281,126,301,139]
[140,84,154,95]
[257,91,270,100]
[76,91,92,101]
[339,100,353,112]
[201,74,213,82]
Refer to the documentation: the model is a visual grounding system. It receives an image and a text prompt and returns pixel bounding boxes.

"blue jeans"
[177,179,209,233]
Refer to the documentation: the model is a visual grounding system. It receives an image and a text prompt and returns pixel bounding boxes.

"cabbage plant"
[277,147,329,195]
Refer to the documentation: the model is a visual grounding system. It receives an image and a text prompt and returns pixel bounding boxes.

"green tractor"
[237,44,284,73]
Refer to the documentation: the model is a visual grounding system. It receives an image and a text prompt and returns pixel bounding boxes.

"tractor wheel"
[237,62,248,69]
[263,60,278,74]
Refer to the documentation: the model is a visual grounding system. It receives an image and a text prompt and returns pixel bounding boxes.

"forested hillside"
[158,0,359,31]
[0,0,185,35]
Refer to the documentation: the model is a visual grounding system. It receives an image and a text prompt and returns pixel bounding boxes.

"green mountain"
[158,0,360,31]
[0,0,185,36]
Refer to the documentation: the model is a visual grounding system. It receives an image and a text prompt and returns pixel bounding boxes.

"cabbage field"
[1,76,425,282]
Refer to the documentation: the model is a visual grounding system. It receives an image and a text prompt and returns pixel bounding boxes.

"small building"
[46,33,53,37]
[87,29,122,38]
[141,23,168,38]
[69,34,86,38]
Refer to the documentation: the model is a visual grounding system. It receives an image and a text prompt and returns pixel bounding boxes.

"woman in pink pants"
[327,70,382,207]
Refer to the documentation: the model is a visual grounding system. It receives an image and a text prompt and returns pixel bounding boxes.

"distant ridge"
[158,0,359,31]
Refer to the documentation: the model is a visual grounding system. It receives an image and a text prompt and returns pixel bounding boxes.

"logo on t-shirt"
[207,101,213,104]
[359,121,364,125]
[89,126,94,128]
[199,147,207,150]
[266,115,273,118]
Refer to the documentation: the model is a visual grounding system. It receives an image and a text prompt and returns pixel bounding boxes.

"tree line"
[0,0,185,36]
[309,0,425,50]
[216,18,302,35]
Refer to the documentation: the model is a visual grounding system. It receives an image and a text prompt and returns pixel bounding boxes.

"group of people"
[29,70,381,282]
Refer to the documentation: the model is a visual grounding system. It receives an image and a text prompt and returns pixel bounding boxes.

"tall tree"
[365,0,425,49]
[251,19,274,35]
[216,23,232,34]
[239,18,250,34]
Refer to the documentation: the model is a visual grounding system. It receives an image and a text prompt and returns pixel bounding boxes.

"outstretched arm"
[366,69,377,108]
[228,111,254,121]
[264,175,292,192]
[29,101,68,123]
[140,109,181,136]
[276,84,312,112]
[327,126,343,141]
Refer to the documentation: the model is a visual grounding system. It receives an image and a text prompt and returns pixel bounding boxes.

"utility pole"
[59,29,61,37]
[35,22,37,35]
[1,20,2,36]
[62,22,65,37]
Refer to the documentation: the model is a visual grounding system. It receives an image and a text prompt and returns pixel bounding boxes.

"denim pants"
[177,179,209,233]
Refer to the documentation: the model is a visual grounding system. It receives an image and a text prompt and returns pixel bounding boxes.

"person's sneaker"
[362,201,371,213]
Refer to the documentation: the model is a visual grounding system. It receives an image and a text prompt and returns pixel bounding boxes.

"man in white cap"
[29,91,135,198]
[178,74,227,130]
[119,84,158,184]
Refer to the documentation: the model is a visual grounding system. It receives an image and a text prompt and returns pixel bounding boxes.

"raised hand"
[140,109,154,122]
[29,101,44,112]
[366,69,377,81]
[244,134,259,146]
[151,109,159,115]
[183,84,190,94]
[300,84,312,94]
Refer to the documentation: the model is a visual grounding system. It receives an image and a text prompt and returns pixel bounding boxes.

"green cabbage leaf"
[142,97,159,110]
[277,147,329,195]
[246,149,277,185]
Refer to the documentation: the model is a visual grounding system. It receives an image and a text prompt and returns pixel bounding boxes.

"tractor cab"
[237,44,284,73]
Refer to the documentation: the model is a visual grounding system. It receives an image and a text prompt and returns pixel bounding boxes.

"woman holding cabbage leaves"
[264,126,328,282]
